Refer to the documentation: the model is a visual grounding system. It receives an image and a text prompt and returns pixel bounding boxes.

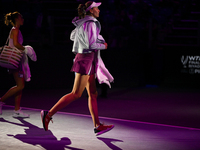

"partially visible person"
[0,11,37,117]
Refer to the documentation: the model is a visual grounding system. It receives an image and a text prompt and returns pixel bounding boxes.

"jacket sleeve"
[87,22,105,50]
[70,28,76,41]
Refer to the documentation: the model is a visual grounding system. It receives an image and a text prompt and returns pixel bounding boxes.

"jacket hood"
[72,15,98,28]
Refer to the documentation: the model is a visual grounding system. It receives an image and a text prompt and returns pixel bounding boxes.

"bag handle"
[5,28,12,46]
[0,29,12,54]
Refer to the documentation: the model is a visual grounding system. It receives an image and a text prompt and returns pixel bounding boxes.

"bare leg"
[0,72,24,111]
[14,91,22,111]
[48,73,90,117]
[86,74,100,127]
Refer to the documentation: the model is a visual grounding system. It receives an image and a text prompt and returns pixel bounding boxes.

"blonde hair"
[78,1,93,19]
[4,11,20,26]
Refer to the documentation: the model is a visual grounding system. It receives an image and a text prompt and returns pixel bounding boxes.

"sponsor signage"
[181,55,200,74]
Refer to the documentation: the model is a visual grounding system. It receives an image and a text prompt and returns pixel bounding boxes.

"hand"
[104,43,108,49]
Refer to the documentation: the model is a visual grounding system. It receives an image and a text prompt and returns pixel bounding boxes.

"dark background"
[1,0,200,90]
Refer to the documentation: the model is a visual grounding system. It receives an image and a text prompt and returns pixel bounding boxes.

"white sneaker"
[13,108,30,118]
[0,101,5,115]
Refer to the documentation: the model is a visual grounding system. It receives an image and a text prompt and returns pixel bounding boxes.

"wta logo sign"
[181,56,188,68]
[181,55,200,74]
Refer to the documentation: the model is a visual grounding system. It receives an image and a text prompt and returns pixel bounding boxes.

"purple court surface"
[0,87,200,150]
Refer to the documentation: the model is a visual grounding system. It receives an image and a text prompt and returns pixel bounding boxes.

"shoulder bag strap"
[5,28,13,46]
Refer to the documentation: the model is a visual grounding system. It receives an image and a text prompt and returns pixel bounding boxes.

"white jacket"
[22,45,37,82]
[70,15,114,87]
[70,15,106,53]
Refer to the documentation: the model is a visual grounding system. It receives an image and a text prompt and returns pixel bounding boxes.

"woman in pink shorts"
[41,1,114,136]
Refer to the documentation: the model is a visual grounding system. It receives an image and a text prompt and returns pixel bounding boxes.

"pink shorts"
[71,52,96,75]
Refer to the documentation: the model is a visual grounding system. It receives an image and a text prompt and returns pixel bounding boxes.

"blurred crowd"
[0,0,52,46]
[97,0,200,49]
[1,0,200,48]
